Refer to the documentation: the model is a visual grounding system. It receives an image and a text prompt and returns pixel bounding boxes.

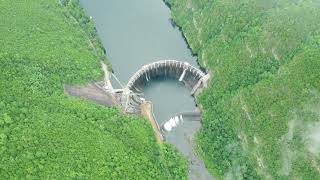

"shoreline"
[163,0,208,74]
[140,101,164,144]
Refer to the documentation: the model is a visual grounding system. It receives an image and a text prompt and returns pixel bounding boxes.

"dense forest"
[2,0,320,179]
[0,0,187,179]
[167,0,320,179]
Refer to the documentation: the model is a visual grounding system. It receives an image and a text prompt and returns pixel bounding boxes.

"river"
[80,0,213,179]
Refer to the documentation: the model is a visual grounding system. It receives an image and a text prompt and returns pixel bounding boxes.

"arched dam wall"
[127,60,206,93]
[114,60,210,114]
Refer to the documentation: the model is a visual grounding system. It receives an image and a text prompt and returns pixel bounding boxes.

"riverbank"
[162,0,208,74]
[60,0,110,69]
[141,101,164,144]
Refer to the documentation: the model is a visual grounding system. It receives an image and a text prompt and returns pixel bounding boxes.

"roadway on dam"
[80,0,213,179]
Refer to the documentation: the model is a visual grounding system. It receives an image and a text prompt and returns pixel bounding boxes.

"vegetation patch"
[166,0,320,179]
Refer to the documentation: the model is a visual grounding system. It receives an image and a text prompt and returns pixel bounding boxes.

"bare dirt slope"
[64,83,116,107]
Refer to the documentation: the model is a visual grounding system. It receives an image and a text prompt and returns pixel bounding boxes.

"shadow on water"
[80,0,213,179]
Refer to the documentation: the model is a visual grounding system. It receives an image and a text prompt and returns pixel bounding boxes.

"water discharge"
[80,0,213,179]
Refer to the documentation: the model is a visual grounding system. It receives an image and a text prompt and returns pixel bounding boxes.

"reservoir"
[80,0,213,179]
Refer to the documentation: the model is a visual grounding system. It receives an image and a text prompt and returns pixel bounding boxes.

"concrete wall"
[127,60,205,93]
[119,60,208,114]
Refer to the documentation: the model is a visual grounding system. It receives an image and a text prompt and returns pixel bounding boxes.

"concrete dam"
[111,60,210,114]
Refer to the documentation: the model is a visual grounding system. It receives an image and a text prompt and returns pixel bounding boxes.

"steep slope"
[0,0,187,179]
[167,0,320,179]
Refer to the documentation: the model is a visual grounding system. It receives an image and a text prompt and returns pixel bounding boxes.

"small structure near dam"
[109,60,210,114]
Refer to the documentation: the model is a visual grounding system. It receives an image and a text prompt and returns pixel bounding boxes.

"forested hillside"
[167,0,320,179]
[0,0,187,179]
